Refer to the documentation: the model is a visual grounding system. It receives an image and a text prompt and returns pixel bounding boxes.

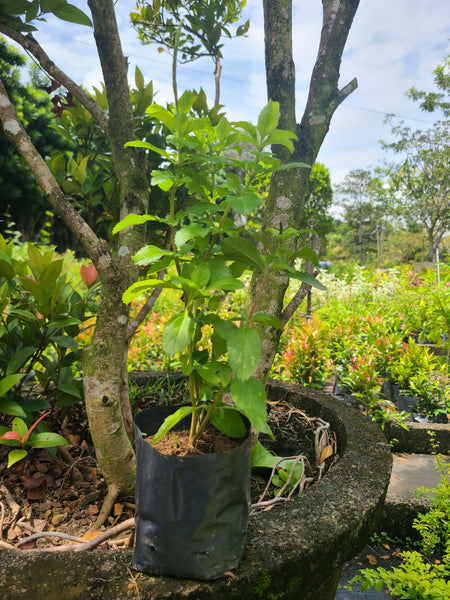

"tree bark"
[0,23,108,132]
[0,0,151,498]
[250,0,360,380]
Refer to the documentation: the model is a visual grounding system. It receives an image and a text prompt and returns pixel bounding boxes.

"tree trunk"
[0,0,150,498]
[250,0,360,380]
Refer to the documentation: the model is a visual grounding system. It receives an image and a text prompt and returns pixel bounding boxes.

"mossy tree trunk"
[250,0,360,380]
[0,0,149,498]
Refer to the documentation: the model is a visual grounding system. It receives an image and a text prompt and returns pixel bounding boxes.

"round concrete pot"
[0,380,392,600]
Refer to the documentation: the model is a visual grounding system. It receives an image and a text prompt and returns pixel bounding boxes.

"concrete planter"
[0,381,392,600]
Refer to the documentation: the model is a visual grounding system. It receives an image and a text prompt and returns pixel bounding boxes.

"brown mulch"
[0,388,337,551]
[0,402,136,550]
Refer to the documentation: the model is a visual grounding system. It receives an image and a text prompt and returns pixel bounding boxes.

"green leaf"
[48,317,82,327]
[226,191,261,216]
[135,65,145,90]
[257,100,280,139]
[0,397,27,418]
[7,449,27,468]
[210,407,247,438]
[162,312,194,355]
[0,373,26,396]
[56,382,81,399]
[251,441,280,469]
[206,277,244,292]
[231,377,271,435]
[40,259,64,290]
[50,335,78,350]
[227,324,261,380]
[250,313,283,329]
[28,432,68,448]
[195,362,231,386]
[145,104,175,130]
[221,236,265,270]
[191,264,210,289]
[150,406,196,444]
[293,246,319,265]
[133,245,171,265]
[151,170,175,191]
[112,213,156,235]
[6,347,37,375]
[175,224,208,247]
[284,270,326,290]
[27,243,44,279]
[12,417,28,440]
[51,3,92,27]
[122,279,177,304]
[204,314,236,340]
[0,251,14,279]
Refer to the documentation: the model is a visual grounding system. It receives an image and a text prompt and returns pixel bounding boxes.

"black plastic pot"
[132,405,251,579]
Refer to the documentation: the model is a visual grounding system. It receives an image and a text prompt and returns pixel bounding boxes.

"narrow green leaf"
[0,373,26,396]
[135,65,145,90]
[227,324,261,380]
[0,397,27,418]
[122,279,177,304]
[112,213,156,235]
[283,269,326,290]
[6,347,37,375]
[150,406,196,444]
[52,3,92,27]
[50,335,78,351]
[28,432,68,448]
[40,259,64,290]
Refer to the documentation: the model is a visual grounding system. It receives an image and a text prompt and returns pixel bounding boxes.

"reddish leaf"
[0,430,21,442]
[80,263,98,287]
[367,555,377,566]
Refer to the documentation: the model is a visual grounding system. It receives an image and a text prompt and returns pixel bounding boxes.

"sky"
[13,0,450,186]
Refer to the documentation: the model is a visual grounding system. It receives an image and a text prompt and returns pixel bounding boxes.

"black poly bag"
[132,405,251,579]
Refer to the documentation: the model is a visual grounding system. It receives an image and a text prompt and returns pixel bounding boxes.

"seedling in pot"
[114,94,323,449]
[0,410,67,468]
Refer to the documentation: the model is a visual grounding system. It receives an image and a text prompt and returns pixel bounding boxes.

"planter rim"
[0,379,393,600]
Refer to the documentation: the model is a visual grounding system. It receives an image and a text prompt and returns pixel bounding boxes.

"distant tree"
[305,162,333,247]
[383,55,450,262]
[384,120,450,262]
[407,54,449,117]
[130,0,249,105]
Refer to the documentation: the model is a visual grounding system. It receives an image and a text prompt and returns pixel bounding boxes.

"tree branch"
[0,80,107,264]
[0,24,108,133]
